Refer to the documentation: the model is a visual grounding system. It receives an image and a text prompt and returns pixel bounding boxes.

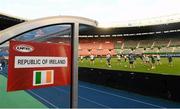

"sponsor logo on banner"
[14,44,34,53]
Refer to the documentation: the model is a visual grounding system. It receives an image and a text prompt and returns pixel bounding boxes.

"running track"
[1,69,180,108]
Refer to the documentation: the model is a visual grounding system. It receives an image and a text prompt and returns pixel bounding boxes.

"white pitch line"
[79,85,164,108]
[79,96,111,108]
[28,90,58,108]
[53,87,111,108]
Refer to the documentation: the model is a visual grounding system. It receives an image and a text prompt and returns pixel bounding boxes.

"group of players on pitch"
[79,53,173,70]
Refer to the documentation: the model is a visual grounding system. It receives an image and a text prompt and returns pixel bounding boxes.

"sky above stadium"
[1,0,180,26]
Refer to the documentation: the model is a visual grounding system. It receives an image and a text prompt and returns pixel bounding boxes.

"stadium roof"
[0,15,97,45]
[99,14,180,28]
[0,12,26,30]
[1,12,180,37]
[1,12,180,29]
[80,21,180,36]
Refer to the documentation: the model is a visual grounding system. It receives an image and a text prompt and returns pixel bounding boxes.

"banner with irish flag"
[7,41,71,91]
[33,70,54,86]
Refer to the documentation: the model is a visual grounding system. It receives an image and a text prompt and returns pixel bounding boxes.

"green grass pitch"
[79,57,180,76]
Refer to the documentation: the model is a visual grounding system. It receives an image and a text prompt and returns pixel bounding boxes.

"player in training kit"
[90,54,95,65]
[80,55,84,63]
[117,54,121,65]
[156,54,161,65]
[145,54,150,64]
[124,55,128,62]
[128,54,135,69]
[150,55,156,69]
[99,55,103,63]
[167,54,173,66]
[106,53,112,67]
[141,54,146,64]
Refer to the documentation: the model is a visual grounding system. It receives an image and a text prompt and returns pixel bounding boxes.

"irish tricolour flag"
[33,70,54,86]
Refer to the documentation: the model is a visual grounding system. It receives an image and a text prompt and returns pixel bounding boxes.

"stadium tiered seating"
[124,40,139,48]
[78,49,90,56]
[114,41,123,49]
[100,49,111,55]
[79,38,121,56]
[115,49,122,54]
[95,49,103,55]
[121,49,132,54]
[80,43,94,49]
[159,47,174,53]
[91,49,99,55]
[170,38,180,47]
[139,38,171,48]
[143,48,158,53]
[111,49,116,55]
[174,47,180,53]
[139,39,153,48]
[79,36,180,56]
[133,48,144,54]
[154,39,170,47]
[102,41,114,49]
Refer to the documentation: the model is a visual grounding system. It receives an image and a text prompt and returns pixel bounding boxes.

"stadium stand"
[78,49,90,56]
[114,40,123,49]
[154,39,170,47]
[159,47,173,53]
[79,35,180,56]
[79,38,119,56]
[171,38,180,47]
[121,49,132,54]
[139,39,153,48]
[124,40,139,48]
[133,48,144,54]
[174,47,180,53]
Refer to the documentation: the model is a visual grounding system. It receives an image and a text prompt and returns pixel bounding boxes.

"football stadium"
[1,0,180,108]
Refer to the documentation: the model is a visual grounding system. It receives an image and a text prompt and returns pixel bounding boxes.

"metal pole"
[71,23,79,108]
